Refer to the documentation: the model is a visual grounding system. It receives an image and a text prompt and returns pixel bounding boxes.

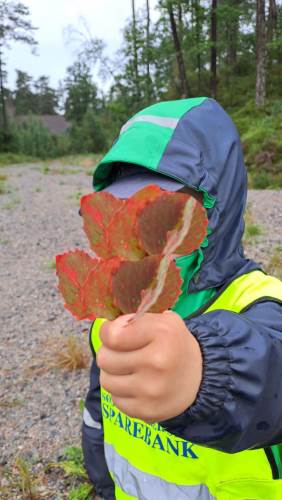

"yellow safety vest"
[91,270,282,500]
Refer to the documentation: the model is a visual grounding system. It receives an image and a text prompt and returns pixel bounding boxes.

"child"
[82,98,282,499]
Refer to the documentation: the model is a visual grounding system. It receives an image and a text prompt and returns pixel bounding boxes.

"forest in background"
[0,0,282,188]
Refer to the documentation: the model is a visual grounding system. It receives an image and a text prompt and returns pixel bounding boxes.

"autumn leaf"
[82,257,122,320]
[137,193,208,256]
[112,255,182,315]
[108,185,164,260]
[56,250,98,319]
[80,191,124,258]
[57,186,208,324]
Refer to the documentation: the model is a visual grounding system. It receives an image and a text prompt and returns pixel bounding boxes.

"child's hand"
[97,311,203,423]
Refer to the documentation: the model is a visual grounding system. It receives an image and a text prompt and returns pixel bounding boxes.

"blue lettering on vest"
[102,403,110,419]
[114,412,124,429]
[166,437,179,456]
[152,434,165,451]
[144,425,151,446]
[101,391,199,459]
[181,441,198,459]
[125,417,133,436]
[133,421,144,439]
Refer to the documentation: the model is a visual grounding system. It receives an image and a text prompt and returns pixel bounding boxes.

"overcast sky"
[6,0,158,90]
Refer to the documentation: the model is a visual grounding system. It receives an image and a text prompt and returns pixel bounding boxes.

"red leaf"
[108,185,164,260]
[80,192,124,258]
[56,250,99,320]
[112,255,182,314]
[149,258,183,313]
[174,199,208,255]
[137,193,208,256]
[82,257,122,320]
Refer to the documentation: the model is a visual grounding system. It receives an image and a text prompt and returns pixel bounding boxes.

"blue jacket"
[82,99,282,499]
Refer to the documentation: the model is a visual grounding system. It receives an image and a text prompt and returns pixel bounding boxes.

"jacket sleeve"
[161,300,282,453]
[82,357,115,500]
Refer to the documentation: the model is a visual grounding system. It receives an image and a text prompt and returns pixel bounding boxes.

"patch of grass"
[266,246,282,280]
[58,154,102,169]
[41,163,83,175]
[0,153,39,167]
[0,456,43,500]
[2,196,21,209]
[0,173,10,194]
[69,483,94,500]
[243,204,263,243]
[68,190,84,202]
[44,335,90,371]
[41,165,50,175]
[1,451,93,499]
[0,180,7,194]
[40,162,83,175]
[34,187,42,193]
[245,224,262,238]
[0,455,48,499]
[45,259,56,270]
[249,171,282,189]
[75,190,83,201]
[52,168,82,175]
[14,456,42,500]
[0,399,24,408]
[231,100,282,188]
[55,447,88,479]
[48,447,94,500]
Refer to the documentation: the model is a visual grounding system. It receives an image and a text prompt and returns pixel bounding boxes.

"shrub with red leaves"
[56,185,208,321]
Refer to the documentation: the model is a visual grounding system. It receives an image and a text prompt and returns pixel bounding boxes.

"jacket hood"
[93,98,258,291]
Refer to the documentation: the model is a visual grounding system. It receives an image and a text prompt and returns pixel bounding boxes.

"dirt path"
[0,162,281,498]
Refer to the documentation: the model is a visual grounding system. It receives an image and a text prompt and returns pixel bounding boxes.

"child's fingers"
[100,371,136,398]
[97,346,138,375]
[100,314,154,352]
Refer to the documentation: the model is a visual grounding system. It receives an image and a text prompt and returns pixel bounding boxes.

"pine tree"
[0,1,37,135]
[256,0,266,106]
[166,0,191,97]
[210,0,218,98]
[14,70,36,114]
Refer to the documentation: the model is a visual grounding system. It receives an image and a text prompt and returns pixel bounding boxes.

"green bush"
[69,109,107,154]
[251,172,282,189]
[0,152,38,166]
[9,118,58,159]
[231,100,282,180]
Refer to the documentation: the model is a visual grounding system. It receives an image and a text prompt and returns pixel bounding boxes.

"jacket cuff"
[161,313,233,432]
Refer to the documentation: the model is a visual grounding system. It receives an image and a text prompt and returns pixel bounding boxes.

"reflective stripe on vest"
[105,443,215,500]
[91,271,282,499]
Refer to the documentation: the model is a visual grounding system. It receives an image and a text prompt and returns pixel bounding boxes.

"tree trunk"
[227,0,240,66]
[131,0,140,100]
[146,0,151,103]
[177,0,184,44]
[193,0,202,92]
[0,50,8,134]
[167,1,191,98]
[210,0,217,98]
[267,0,277,42]
[267,0,277,69]
[256,0,266,107]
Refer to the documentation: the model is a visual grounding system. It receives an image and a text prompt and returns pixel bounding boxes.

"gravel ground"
[0,161,281,498]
